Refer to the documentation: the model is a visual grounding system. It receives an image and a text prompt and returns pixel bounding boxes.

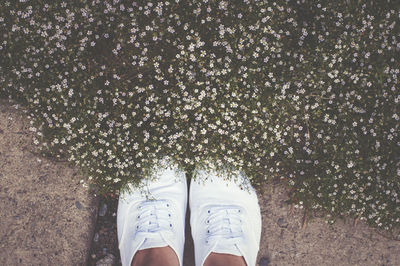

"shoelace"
[204,204,244,245]
[135,199,174,238]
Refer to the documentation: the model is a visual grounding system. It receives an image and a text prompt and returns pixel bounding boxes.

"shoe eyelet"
[136,225,139,229]
[137,215,140,219]
[166,204,170,207]
[206,220,210,224]
[207,210,210,213]
[170,223,173,227]
[168,213,171,217]
[207,230,210,233]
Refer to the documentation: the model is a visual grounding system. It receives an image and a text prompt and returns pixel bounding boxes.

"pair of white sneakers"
[117,160,262,266]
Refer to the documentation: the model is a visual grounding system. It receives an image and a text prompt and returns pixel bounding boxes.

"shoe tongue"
[212,241,242,257]
[138,233,168,250]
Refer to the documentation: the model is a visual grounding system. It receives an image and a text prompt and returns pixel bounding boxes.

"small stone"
[99,203,107,216]
[259,257,270,266]
[75,201,83,210]
[96,253,116,266]
[93,232,99,242]
[277,217,288,228]
[91,254,96,259]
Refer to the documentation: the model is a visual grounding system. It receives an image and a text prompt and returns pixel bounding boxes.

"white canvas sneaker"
[117,159,187,266]
[189,166,262,266]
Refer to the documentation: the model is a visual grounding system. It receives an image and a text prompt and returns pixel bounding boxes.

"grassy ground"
[1,0,399,232]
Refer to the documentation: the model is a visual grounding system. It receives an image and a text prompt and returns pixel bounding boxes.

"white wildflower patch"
[1,0,399,230]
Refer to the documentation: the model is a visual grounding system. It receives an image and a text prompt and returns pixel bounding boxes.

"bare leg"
[131,246,179,266]
[204,252,247,266]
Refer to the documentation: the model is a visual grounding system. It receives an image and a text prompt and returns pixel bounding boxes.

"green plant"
[1,0,399,232]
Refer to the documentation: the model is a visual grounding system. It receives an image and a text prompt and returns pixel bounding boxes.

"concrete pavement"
[0,99,98,265]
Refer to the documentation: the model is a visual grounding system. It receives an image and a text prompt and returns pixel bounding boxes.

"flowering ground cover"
[1,0,399,232]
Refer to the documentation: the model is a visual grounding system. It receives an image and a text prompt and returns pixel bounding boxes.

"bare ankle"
[131,246,179,266]
[204,252,247,266]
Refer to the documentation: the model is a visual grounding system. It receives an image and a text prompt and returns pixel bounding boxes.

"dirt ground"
[90,180,400,266]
